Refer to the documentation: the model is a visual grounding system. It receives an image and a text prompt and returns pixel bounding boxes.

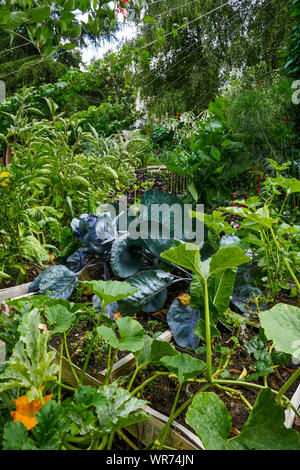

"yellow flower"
[114,311,122,321]
[177,293,191,306]
[0,171,10,187]
[10,393,52,430]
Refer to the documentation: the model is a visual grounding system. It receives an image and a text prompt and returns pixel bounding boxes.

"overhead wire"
[0,48,73,81]
[148,0,285,105]
[136,4,245,91]
[0,41,32,55]
[139,0,234,51]
[0,1,234,81]
[138,0,202,22]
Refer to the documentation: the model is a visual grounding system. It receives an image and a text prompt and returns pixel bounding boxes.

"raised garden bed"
[1,283,299,450]
[0,284,204,450]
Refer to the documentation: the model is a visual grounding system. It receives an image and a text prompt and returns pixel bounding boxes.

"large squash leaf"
[209,247,250,277]
[161,242,201,274]
[259,303,300,360]
[97,317,145,352]
[160,353,206,384]
[186,389,300,450]
[134,335,177,368]
[82,279,138,308]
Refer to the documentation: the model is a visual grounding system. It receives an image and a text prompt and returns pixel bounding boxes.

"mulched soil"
[49,312,168,378]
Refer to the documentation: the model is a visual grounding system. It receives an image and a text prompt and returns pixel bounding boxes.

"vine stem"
[270,227,300,293]
[216,384,253,411]
[127,366,140,392]
[107,431,115,450]
[204,278,213,382]
[63,331,80,385]
[279,193,288,216]
[156,382,183,450]
[261,229,274,296]
[191,377,300,419]
[277,367,300,405]
[56,382,77,391]
[97,435,108,450]
[79,305,105,384]
[103,349,118,385]
[58,341,63,404]
[130,372,171,396]
[104,345,112,383]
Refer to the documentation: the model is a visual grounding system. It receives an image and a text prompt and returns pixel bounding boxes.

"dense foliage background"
[0,0,298,283]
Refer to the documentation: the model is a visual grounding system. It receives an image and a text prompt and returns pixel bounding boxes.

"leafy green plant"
[0,1,142,59]
[27,189,263,348]
[220,192,300,298]
[0,96,142,281]
[1,272,300,450]
[161,111,245,205]
[222,65,298,169]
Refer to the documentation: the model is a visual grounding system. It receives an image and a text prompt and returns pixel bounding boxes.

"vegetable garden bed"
[0,276,299,450]
[0,187,300,451]
[0,287,203,450]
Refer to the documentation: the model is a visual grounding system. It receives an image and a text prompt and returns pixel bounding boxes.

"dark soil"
[49,285,300,440]
[46,280,300,438]
[49,312,168,377]
[274,290,300,308]
[2,261,299,442]
[49,279,187,377]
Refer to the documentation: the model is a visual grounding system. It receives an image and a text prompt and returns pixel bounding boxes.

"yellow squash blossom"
[0,171,10,187]
[177,293,191,306]
[10,393,52,430]
[114,311,122,321]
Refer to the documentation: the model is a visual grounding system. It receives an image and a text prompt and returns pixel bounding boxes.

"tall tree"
[0,0,142,95]
[0,30,81,96]
[134,0,293,114]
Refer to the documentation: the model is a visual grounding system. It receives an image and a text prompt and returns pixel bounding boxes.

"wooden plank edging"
[285,384,300,429]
